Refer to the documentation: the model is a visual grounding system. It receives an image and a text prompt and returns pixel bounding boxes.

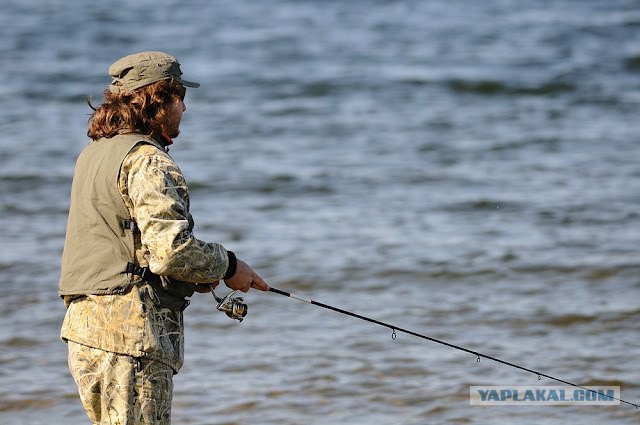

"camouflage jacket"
[62,141,228,371]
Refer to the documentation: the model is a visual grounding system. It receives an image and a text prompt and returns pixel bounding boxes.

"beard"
[163,122,180,139]
[166,128,180,138]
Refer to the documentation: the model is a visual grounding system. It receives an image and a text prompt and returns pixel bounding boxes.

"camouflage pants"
[68,341,174,425]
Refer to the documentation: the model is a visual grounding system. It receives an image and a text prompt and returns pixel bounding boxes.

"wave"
[438,199,524,213]
[580,378,636,388]
[623,55,640,70]
[544,313,597,327]
[445,78,575,96]
[190,174,334,196]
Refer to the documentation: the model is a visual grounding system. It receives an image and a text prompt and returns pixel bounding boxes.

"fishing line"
[268,287,639,409]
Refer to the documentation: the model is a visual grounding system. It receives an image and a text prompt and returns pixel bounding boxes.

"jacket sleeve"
[120,144,229,283]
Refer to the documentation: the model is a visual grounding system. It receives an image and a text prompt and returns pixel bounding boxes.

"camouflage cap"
[108,51,200,93]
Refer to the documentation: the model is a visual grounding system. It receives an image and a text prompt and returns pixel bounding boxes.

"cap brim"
[181,79,200,88]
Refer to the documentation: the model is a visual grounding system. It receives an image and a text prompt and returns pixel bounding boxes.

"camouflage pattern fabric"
[68,341,173,425]
[119,143,228,283]
[61,283,184,372]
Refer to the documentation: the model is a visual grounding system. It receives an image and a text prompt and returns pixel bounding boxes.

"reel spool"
[210,287,248,322]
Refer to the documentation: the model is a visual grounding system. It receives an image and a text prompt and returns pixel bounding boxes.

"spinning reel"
[210,287,248,322]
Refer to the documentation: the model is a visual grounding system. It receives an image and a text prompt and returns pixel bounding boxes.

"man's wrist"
[223,250,237,280]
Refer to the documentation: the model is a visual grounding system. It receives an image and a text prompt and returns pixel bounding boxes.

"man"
[59,51,269,424]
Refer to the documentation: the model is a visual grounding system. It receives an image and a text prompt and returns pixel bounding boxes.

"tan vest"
[59,134,193,303]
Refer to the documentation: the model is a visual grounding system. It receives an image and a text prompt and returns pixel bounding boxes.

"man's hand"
[224,259,269,292]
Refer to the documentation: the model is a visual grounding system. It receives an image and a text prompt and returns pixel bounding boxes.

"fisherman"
[59,51,269,424]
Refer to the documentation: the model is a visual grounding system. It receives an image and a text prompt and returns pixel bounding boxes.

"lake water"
[1,0,639,424]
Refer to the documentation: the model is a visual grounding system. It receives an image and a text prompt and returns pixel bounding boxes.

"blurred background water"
[1,0,639,423]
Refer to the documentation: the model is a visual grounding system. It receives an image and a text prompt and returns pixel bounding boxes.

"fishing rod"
[263,286,639,409]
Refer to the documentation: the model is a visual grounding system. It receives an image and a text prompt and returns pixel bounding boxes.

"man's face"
[163,96,185,139]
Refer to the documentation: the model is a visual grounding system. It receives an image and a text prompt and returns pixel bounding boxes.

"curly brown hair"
[87,79,186,140]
